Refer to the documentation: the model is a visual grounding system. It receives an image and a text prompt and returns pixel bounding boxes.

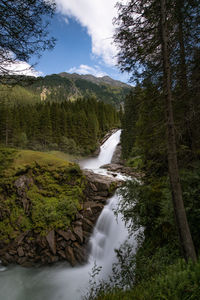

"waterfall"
[79,130,121,170]
[0,130,133,300]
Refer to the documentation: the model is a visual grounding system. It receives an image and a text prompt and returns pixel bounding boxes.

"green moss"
[108,181,118,195]
[0,148,86,242]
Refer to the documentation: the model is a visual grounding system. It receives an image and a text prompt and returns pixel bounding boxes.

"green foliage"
[180,165,200,250]
[60,136,82,155]
[0,147,16,174]
[121,83,167,175]
[126,156,143,169]
[0,85,40,105]
[94,259,200,300]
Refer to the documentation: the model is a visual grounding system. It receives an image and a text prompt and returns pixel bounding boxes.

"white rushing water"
[0,129,133,300]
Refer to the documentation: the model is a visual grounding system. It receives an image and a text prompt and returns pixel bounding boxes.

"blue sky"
[30,0,130,84]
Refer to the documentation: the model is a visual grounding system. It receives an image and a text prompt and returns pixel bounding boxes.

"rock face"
[101,163,144,178]
[0,171,121,267]
[111,143,124,165]
[14,175,33,213]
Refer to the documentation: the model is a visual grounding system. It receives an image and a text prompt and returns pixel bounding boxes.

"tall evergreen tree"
[114,0,198,262]
[160,0,196,262]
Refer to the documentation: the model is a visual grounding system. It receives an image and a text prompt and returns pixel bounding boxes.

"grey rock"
[46,230,56,255]
[65,246,77,266]
[57,229,76,241]
[17,247,24,257]
[73,226,83,243]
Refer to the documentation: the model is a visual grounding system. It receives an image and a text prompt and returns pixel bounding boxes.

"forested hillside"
[0,96,120,155]
[22,73,131,107]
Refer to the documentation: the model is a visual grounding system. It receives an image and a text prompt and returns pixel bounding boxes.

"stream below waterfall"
[0,130,135,300]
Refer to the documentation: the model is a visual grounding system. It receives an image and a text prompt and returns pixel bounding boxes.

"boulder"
[101,163,143,178]
[57,229,76,241]
[65,246,77,266]
[73,226,83,243]
[46,230,56,255]
[83,170,121,195]
[17,247,24,257]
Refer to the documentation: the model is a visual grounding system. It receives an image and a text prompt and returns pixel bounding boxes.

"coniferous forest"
[0,94,120,155]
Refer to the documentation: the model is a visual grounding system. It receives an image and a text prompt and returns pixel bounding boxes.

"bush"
[60,136,82,155]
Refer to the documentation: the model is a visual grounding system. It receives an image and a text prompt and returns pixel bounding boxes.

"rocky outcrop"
[0,171,121,267]
[111,143,124,165]
[83,169,122,198]
[101,163,144,178]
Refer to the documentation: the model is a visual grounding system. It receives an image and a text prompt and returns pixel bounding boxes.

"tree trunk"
[176,1,193,150]
[177,4,188,93]
[160,0,197,263]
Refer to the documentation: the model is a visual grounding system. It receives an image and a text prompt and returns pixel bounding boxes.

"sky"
[25,0,130,83]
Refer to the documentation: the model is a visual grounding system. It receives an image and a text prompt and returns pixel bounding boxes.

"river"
[0,130,133,300]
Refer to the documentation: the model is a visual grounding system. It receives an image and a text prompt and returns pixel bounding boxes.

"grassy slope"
[0,148,85,243]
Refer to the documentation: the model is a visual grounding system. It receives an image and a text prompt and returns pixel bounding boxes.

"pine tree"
[160,0,196,262]
[114,0,198,262]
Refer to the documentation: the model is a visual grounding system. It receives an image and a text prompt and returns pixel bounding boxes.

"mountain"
[27,72,132,107]
[59,72,130,89]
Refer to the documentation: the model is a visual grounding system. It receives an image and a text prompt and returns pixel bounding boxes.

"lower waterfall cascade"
[0,130,136,300]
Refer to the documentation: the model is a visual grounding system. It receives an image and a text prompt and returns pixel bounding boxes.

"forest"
[0,0,200,299]
[0,94,120,155]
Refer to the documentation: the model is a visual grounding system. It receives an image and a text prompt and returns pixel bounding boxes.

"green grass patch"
[48,150,82,163]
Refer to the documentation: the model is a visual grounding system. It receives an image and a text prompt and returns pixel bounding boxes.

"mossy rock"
[0,148,86,243]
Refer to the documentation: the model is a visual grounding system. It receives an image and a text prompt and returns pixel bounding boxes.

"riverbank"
[0,148,121,267]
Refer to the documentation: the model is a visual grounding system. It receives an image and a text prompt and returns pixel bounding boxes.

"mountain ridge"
[58,72,131,89]
[28,72,132,107]
[0,72,132,107]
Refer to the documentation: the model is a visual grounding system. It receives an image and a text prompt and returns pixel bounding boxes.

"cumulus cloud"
[55,0,125,66]
[68,64,107,77]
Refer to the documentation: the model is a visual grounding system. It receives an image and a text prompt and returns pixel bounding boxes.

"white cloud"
[55,0,126,66]
[68,64,107,77]
[1,51,43,77]
[1,60,43,77]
